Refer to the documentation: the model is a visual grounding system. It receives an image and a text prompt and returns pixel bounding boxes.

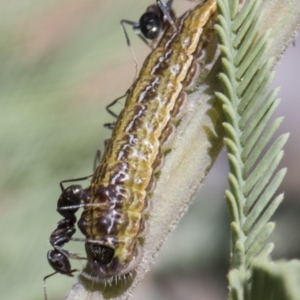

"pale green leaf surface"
[229,258,300,300]
[239,87,279,135]
[258,243,274,259]
[240,97,280,145]
[244,151,284,212]
[234,14,263,66]
[245,222,275,256]
[245,117,283,171]
[238,64,275,113]
[216,0,289,275]
[226,191,239,222]
[243,135,288,195]
[236,34,270,81]
[234,2,261,46]
[245,223,275,266]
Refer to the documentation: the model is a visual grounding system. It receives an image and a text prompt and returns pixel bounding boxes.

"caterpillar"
[78,0,217,282]
[44,0,179,287]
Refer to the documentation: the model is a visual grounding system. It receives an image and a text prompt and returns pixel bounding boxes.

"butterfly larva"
[78,0,217,281]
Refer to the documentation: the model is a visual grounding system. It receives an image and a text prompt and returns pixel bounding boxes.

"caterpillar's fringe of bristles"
[80,270,134,285]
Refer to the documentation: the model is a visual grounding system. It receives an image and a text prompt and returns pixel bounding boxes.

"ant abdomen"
[47,250,74,277]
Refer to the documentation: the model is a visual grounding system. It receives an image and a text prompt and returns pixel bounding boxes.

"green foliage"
[229,258,300,300]
[215,0,299,298]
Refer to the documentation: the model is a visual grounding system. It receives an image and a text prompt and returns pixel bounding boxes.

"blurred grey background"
[0,1,299,299]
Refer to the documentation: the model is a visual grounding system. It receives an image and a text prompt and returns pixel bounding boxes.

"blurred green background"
[0,1,299,299]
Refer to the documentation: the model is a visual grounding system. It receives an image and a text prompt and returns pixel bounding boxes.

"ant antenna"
[120,22,139,81]
[157,0,177,31]
[103,91,128,130]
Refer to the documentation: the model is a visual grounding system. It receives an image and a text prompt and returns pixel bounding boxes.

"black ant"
[103,1,177,131]
[43,177,91,300]
[121,0,176,48]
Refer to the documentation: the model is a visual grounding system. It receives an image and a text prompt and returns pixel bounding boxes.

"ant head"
[57,185,83,218]
[139,1,176,41]
[139,12,163,40]
[47,250,74,276]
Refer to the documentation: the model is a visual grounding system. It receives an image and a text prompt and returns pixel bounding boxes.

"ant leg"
[71,237,109,246]
[120,19,139,47]
[93,150,101,171]
[121,19,153,48]
[59,175,94,192]
[137,33,154,49]
[43,271,57,300]
[120,19,141,78]
[70,237,86,243]
[106,93,127,119]
[104,138,110,148]
[157,0,177,31]
[43,269,78,300]
[57,203,86,210]
[58,202,106,211]
[52,243,86,261]
[103,122,115,130]
[167,0,174,8]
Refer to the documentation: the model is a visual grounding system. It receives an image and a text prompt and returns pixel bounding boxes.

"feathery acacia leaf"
[215,0,288,276]
[229,258,300,300]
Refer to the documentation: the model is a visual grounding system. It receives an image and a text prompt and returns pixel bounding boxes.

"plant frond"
[215,0,288,273]
[229,257,300,300]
